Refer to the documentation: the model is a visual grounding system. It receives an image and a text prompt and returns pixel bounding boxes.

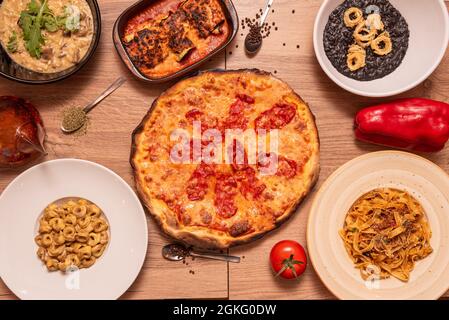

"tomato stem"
[276,254,304,279]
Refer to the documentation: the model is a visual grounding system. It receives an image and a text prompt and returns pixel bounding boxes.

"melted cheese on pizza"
[123,0,230,79]
[132,70,320,248]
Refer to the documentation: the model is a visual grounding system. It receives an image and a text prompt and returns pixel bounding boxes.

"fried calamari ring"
[353,20,377,48]
[371,32,392,55]
[344,7,363,28]
[347,44,366,71]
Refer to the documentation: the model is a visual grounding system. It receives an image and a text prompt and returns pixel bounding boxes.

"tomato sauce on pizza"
[131,70,320,248]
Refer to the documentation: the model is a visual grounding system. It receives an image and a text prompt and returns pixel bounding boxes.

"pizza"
[122,0,230,79]
[131,69,320,248]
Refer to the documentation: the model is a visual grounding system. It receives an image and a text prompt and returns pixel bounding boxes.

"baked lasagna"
[122,0,230,79]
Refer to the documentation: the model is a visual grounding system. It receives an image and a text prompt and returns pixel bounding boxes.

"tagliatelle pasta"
[35,198,109,272]
[339,188,433,282]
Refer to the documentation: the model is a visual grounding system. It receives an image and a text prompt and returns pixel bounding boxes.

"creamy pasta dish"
[35,198,109,272]
[0,0,94,73]
[340,188,433,282]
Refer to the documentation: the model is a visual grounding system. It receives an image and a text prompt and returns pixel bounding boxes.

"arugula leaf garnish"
[19,11,34,40]
[13,0,84,59]
[43,14,59,32]
[6,31,18,53]
[27,0,41,15]
[18,0,49,58]
[17,0,70,59]
[41,1,67,33]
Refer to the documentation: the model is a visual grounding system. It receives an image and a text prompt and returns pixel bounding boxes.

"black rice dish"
[323,0,409,81]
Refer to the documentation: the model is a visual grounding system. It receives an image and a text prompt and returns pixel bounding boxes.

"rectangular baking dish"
[112,0,238,83]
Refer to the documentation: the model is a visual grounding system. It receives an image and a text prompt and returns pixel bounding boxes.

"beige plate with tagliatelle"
[0,159,148,300]
[307,151,449,300]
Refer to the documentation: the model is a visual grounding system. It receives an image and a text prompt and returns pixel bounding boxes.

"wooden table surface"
[1,0,449,300]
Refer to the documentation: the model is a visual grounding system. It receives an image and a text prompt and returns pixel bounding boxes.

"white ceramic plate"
[313,0,449,97]
[0,159,148,300]
[307,151,449,300]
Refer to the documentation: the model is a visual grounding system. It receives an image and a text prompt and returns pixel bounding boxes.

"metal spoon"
[60,77,126,133]
[244,0,275,54]
[162,243,241,263]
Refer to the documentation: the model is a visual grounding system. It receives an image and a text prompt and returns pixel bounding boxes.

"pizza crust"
[131,69,320,249]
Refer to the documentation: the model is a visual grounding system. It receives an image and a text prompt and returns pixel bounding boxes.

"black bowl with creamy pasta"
[0,0,101,84]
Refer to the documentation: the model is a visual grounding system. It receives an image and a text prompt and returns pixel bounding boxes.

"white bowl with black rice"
[314,0,449,97]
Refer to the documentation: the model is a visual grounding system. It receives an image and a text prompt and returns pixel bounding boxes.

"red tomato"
[270,240,307,280]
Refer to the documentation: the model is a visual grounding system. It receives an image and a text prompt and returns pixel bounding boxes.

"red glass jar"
[0,96,46,168]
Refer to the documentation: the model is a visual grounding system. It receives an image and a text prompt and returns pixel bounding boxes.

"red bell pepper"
[354,98,449,152]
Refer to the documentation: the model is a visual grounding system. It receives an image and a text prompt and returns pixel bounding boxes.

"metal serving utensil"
[60,77,126,133]
[244,0,275,54]
[162,243,241,263]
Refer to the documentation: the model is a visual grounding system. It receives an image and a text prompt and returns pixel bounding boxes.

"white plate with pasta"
[307,151,449,300]
[0,159,148,300]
